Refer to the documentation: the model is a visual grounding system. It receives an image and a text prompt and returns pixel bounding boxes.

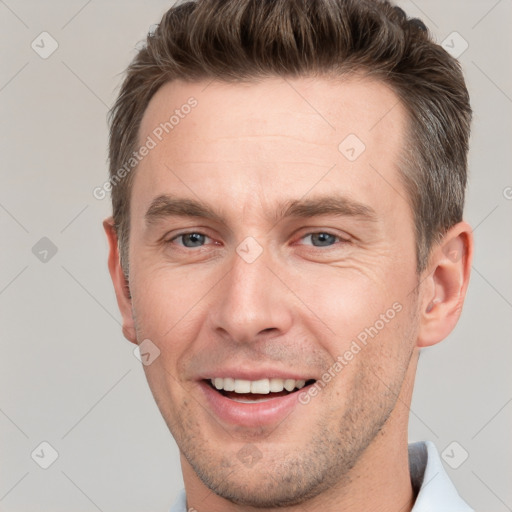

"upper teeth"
[211,378,307,394]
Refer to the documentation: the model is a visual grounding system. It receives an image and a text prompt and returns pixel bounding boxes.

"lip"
[199,379,314,428]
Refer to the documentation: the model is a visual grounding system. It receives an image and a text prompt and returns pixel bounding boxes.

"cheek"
[130,259,215,337]
[290,265,401,342]
[289,263,418,389]
[129,262,220,393]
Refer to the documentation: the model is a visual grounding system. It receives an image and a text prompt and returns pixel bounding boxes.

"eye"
[300,232,344,247]
[171,232,211,248]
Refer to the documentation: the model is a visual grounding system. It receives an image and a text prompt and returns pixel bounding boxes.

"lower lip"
[199,381,310,428]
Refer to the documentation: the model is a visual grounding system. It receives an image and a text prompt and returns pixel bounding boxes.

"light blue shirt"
[170,441,473,511]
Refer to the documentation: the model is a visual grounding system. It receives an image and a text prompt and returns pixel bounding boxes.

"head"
[104,0,473,508]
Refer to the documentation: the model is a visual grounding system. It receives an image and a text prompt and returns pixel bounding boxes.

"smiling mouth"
[206,378,316,403]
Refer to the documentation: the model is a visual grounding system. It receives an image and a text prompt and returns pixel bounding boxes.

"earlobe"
[103,217,138,344]
[416,222,473,348]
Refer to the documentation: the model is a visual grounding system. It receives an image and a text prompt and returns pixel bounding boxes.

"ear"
[103,217,137,344]
[416,221,474,348]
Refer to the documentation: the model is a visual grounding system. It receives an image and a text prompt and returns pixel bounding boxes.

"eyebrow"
[145,195,224,225]
[144,193,377,227]
[278,196,377,222]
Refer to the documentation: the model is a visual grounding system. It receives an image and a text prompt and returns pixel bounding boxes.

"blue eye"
[302,233,339,247]
[173,233,209,248]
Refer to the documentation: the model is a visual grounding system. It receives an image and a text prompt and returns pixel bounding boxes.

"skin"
[104,76,473,512]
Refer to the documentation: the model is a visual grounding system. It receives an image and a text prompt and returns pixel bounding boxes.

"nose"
[209,247,293,345]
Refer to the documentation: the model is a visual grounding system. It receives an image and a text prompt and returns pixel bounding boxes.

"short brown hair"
[108,0,471,276]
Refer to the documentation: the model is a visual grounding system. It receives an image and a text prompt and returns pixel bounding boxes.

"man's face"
[126,76,422,506]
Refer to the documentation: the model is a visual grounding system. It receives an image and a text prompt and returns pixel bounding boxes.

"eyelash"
[168,232,216,248]
[167,231,350,249]
[299,232,346,245]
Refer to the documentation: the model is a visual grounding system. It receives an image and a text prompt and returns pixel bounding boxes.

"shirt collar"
[409,441,473,511]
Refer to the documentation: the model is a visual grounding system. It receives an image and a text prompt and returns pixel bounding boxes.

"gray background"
[0,0,511,510]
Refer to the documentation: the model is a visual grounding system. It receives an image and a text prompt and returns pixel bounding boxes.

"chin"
[186,445,344,508]
[199,471,328,508]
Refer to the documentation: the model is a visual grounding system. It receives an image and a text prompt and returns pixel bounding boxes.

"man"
[103,0,474,510]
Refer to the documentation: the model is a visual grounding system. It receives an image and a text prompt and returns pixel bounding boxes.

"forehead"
[133,75,409,222]
[139,75,406,152]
